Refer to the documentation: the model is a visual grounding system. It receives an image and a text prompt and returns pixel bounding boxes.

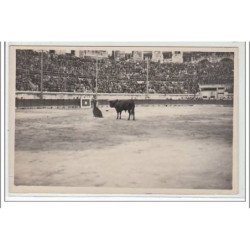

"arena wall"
[16,91,195,100]
[15,91,233,109]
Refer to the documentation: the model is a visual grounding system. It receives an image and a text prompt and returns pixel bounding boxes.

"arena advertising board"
[5,42,245,201]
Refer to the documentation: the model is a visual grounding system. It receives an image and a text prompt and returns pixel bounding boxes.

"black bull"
[109,99,135,120]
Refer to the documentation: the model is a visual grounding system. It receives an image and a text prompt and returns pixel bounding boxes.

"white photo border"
[4,41,246,202]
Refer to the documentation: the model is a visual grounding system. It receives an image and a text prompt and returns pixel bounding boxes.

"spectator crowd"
[16,50,234,94]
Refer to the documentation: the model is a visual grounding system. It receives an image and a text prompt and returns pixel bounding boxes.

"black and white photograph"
[6,43,244,198]
[2,0,250,249]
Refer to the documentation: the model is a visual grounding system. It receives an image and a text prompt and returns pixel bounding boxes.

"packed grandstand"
[16,50,234,94]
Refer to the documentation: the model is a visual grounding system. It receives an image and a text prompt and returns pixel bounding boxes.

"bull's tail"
[129,106,135,120]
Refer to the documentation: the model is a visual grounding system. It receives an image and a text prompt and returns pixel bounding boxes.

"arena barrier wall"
[98,99,233,106]
[16,98,81,108]
[15,91,233,109]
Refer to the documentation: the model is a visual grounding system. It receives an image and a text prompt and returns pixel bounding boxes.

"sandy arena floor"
[14,105,233,189]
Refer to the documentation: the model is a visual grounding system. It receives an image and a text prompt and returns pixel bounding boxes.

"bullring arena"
[12,47,235,192]
[14,93,233,190]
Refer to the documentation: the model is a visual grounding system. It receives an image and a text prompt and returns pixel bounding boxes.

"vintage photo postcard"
[5,42,245,201]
